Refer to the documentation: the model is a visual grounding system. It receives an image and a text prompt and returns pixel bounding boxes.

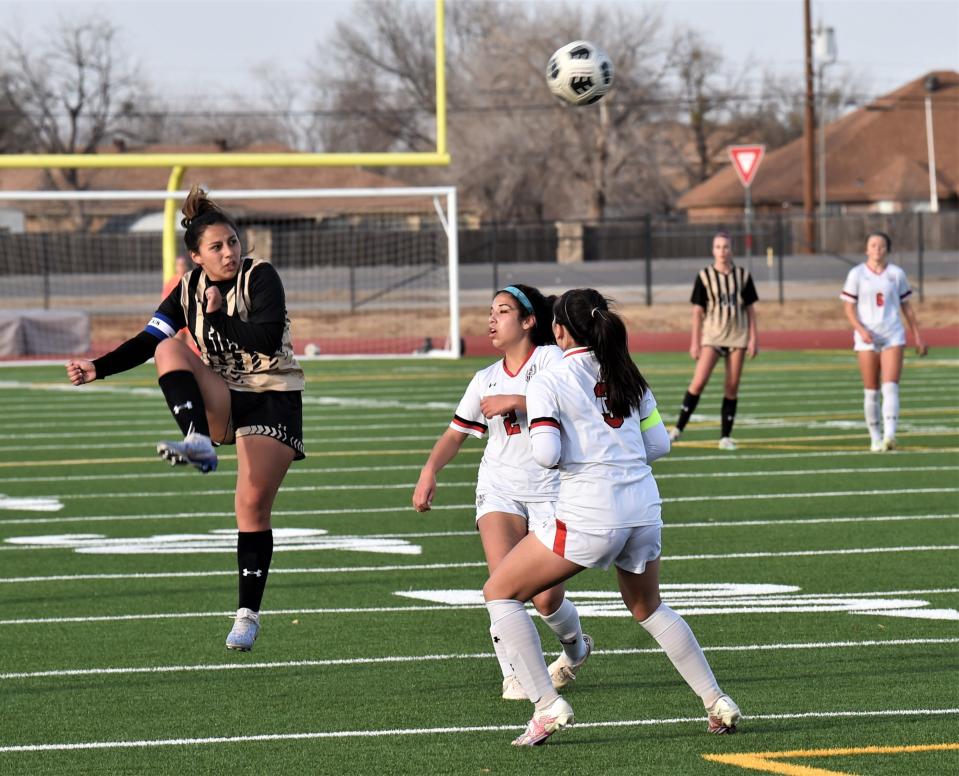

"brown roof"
[0,142,441,216]
[678,70,959,210]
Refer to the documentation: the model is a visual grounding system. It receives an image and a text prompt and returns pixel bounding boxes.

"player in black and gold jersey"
[66,186,304,652]
[668,232,759,450]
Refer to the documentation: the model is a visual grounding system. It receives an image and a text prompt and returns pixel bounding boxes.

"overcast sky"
[2,0,957,101]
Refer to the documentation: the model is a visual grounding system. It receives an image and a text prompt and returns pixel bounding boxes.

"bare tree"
[0,17,145,189]
[310,0,672,221]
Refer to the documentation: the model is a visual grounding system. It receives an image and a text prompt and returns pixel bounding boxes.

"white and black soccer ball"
[546,40,614,106]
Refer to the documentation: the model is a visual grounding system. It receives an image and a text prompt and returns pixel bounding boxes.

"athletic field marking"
[1,541,956,581]
[0,708,955,754]
[1,597,955,626]
[1,509,955,530]
[1,445,955,471]
[702,743,959,775]
[2,638,957,680]
[26,484,958,502]
[1,462,954,486]
[0,448,458,469]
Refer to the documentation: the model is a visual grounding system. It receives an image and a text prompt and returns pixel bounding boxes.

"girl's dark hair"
[181,185,241,254]
[867,231,892,251]
[497,284,556,346]
[553,288,649,418]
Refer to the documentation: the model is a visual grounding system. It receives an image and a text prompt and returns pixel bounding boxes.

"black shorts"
[226,389,304,460]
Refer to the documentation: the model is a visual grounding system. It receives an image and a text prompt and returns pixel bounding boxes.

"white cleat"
[225,607,260,651]
[511,696,574,746]
[870,439,884,453]
[880,437,897,452]
[668,426,682,443]
[706,694,741,734]
[547,634,593,690]
[501,675,527,701]
[157,432,218,473]
[718,436,737,451]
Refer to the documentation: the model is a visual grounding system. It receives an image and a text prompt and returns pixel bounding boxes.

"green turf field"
[0,349,956,775]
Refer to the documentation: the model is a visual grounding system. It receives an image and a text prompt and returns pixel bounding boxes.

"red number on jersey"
[502,409,521,436]
[876,292,885,307]
[593,382,624,428]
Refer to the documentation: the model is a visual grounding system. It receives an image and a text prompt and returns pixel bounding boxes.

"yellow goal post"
[0,0,450,281]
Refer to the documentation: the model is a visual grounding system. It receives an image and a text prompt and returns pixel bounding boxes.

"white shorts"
[854,328,906,352]
[531,516,662,574]
[475,492,556,526]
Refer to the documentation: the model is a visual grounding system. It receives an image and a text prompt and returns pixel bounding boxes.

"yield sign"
[728,145,766,188]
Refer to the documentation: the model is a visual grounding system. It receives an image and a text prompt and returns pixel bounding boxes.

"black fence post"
[643,214,653,307]
[776,216,785,305]
[917,210,925,303]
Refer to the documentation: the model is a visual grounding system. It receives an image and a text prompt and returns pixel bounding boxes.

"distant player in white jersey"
[483,288,740,747]
[841,232,928,452]
[412,285,591,701]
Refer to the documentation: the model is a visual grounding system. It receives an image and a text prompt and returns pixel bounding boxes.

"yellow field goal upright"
[0,0,458,360]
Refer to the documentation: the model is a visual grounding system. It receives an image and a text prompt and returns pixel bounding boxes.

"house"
[677,71,959,221]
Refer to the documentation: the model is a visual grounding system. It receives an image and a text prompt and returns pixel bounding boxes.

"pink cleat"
[511,696,574,746]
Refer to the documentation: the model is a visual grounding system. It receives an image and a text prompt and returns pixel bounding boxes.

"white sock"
[639,603,722,708]
[864,388,882,443]
[487,599,557,709]
[881,382,899,440]
[490,624,513,679]
[540,597,586,663]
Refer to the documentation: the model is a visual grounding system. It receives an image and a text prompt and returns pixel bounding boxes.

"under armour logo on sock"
[173,401,193,415]
[493,636,500,643]
[242,568,263,578]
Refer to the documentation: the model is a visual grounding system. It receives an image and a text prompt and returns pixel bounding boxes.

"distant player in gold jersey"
[65,186,304,653]
[669,231,759,450]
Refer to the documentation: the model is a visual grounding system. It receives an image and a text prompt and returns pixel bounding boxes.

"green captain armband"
[640,408,662,432]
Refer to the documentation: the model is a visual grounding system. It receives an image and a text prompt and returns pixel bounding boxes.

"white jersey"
[526,347,662,529]
[840,262,911,346]
[450,345,562,501]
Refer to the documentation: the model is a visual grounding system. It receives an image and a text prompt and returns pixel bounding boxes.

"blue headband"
[501,286,534,315]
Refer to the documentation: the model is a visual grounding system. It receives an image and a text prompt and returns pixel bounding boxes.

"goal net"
[0,187,460,360]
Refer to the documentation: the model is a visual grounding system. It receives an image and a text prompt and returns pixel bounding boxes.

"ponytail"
[553,289,648,417]
[181,185,240,254]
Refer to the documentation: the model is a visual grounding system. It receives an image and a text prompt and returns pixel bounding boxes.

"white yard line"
[0,707,956,753]
[18,484,957,501]
[1,509,956,529]
[0,462,955,486]
[1,544,956,583]
[1,639,956,681]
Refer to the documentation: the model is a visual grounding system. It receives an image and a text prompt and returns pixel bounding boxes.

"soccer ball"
[546,40,614,106]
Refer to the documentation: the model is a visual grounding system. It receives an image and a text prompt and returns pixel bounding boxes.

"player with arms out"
[841,231,928,451]
[65,185,305,652]
[413,285,592,701]
[669,231,758,450]
[484,288,740,746]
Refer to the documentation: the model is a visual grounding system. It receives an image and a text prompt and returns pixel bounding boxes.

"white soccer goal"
[0,187,460,360]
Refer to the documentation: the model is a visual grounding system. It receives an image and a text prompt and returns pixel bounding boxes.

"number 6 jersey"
[450,345,562,502]
[840,262,912,346]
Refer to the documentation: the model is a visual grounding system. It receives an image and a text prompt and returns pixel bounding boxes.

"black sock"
[721,397,738,437]
[676,391,701,431]
[237,530,273,612]
[158,370,209,437]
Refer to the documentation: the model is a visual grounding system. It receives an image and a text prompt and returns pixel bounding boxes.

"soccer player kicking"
[484,288,740,746]
[66,186,304,652]
[413,285,592,701]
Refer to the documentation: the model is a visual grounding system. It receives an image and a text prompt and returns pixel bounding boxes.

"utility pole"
[803,0,816,253]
